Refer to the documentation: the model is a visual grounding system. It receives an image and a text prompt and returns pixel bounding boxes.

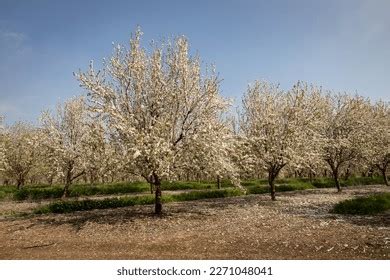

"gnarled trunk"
[62,167,72,198]
[380,168,389,186]
[217,175,221,189]
[268,165,282,201]
[327,160,342,192]
[331,166,341,192]
[376,163,389,186]
[16,177,24,190]
[269,177,276,201]
[153,173,162,214]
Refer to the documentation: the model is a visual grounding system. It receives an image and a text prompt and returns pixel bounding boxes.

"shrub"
[14,187,64,200]
[331,193,390,215]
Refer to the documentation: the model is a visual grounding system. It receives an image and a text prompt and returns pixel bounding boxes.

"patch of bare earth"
[0,185,389,259]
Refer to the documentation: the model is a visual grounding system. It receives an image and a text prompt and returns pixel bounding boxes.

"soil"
[0,185,389,259]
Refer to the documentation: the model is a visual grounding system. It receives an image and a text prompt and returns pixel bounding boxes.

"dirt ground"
[0,185,389,259]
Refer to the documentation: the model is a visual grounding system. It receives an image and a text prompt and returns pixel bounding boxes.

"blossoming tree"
[40,97,89,197]
[367,101,389,185]
[1,122,39,188]
[240,81,323,200]
[76,28,232,214]
[319,93,373,191]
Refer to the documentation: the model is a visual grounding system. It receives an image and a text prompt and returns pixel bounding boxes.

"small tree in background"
[240,81,324,200]
[40,97,89,197]
[1,122,39,188]
[319,93,373,191]
[367,101,389,185]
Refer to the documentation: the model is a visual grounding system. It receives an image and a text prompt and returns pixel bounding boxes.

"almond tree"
[368,101,389,185]
[40,97,89,197]
[1,122,39,188]
[320,93,372,191]
[76,28,231,214]
[240,81,323,200]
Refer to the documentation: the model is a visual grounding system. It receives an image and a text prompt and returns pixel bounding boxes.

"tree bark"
[368,167,374,178]
[344,168,350,181]
[17,179,23,190]
[153,173,162,214]
[268,170,277,201]
[269,178,276,201]
[380,168,389,186]
[62,168,72,198]
[331,167,341,192]
[16,174,24,190]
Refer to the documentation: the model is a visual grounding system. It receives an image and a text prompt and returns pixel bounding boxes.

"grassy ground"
[0,176,385,202]
[1,186,389,259]
[34,189,244,214]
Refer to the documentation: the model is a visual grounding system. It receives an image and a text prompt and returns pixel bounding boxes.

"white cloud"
[0,29,31,57]
[0,30,26,46]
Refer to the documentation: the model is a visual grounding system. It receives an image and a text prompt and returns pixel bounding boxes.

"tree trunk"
[63,182,70,198]
[16,174,24,190]
[268,170,276,201]
[217,175,221,189]
[17,179,23,190]
[154,183,162,214]
[62,168,72,198]
[380,168,389,186]
[48,175,53,186]
[269,177,276,201]
[344,168,350,181]
[153,173,162,214]
[331,167,341,192]
[368,167,374,178]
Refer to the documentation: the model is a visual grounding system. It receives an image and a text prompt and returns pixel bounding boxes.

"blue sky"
[0,0,389,124]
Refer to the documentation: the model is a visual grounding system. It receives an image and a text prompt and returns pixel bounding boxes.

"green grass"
[0,185,18,200]
[13,182,150,200]
[311,176,385,188]
[161,180,233,190]
[2,176,385,201]
[331,193,390,215]
[10,180,234,201]
[243,178,314,194]
[34,188,245,214]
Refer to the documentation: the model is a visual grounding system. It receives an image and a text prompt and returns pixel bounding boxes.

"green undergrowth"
[5,180,235,201]
[245,178,314,194]
[331,193,390,215]
[161,180,233,190]
[311,176,385,188]
[1,176,385,202]
[13,182,149,201]
[34,188,244,214]
[0,185,18,200]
